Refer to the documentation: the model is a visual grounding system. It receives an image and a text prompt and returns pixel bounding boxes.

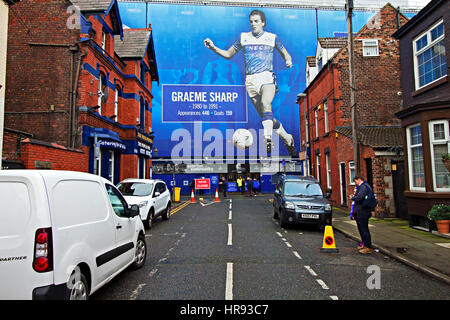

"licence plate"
[301,214,319,219]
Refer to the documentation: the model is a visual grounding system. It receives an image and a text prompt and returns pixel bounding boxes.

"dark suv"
[273,175,332,229]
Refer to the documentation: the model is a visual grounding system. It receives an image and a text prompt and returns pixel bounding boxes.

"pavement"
[172,193,450,286]
[331,207,450,286]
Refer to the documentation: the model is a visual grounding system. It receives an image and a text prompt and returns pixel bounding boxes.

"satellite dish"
[101,86,109,103]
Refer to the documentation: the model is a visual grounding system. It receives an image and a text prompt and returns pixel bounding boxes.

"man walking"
[204,10,297,156]
[351,175,374,254]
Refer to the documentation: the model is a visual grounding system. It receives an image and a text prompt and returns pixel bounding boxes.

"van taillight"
[33,228,53,273]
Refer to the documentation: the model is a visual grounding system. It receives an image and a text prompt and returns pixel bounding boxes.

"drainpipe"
[71,48,87,148]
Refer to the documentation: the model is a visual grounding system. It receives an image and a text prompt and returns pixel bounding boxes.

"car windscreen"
[284,181,323,197]
[117,182,153,197]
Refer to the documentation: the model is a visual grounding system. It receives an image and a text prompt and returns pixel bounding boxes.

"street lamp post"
[346,0,360,174]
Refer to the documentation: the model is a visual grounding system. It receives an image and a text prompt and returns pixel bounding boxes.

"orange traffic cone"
[190,189,195,203]
[214,188,220,202]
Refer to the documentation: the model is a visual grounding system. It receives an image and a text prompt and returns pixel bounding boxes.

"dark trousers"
[356,210,372,248]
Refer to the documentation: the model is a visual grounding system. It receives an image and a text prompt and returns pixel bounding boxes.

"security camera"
[397,91,402,96]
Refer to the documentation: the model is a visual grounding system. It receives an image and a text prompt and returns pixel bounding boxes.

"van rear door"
[0,172,53,299]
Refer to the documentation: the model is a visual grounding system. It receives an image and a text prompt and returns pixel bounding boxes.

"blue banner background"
[118,3,409,158]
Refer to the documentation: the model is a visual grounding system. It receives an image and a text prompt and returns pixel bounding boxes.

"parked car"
[117,179,172,229]
[0,170,147,300]
[273,175,332,229]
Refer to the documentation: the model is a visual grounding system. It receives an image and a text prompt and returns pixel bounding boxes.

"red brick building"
[3,0,158,184]
[297,4,409,218]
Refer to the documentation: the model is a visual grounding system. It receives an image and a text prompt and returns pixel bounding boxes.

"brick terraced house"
[3,0,158,184]
[297,4,409,218]
[393,0,449,229]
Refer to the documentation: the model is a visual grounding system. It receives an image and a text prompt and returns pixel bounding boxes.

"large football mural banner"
[118,2,396,159]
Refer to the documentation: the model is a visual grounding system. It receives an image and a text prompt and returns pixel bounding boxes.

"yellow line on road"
[170,201,190,216]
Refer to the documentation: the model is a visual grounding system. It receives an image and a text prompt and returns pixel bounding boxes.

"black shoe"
[285,135,297,157]
[265,138,272,154]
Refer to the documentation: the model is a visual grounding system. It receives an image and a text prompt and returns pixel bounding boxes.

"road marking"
[229,210,232,220]
[276,232,283,237]
[229,203,232,209]
[130,283,146,300]
[304,266,317,277]
[285,242,292,248]
[225,262,233,300]
[228,224,232,246]
[330,296,339,300]
[292,251,302,259]
[316,279,329,290]
[148,268,158,277]
[171,201,189,215]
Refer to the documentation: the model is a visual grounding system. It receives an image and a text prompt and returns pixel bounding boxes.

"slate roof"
[335,126,403,148]
[318,37,347,49]
[114,29,151,58]
[70,0,112,12]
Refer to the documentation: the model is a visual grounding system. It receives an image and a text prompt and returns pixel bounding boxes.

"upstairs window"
[362,39,379,57]
[413,20,446,89]
[101,30,106,51]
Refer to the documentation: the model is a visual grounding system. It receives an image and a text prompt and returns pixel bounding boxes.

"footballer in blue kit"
[204,10,297,156]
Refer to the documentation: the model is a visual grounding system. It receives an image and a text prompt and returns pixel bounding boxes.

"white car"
[117,179,172,229]
[0,170,147,300]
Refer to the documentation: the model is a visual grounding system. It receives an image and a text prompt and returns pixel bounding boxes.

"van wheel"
[131,234,146,270]
[144,210,153,230]
[162,203,171,221]
[68,273,89,300]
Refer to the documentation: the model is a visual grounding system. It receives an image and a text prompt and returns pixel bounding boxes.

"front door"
[392,161,408,219]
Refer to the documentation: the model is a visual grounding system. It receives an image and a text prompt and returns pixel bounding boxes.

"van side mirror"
[127,204,140,218]
[154,192,161,198]
[326,193,331,199]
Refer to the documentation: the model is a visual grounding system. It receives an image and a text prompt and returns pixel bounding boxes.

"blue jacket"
[351,181,372,213]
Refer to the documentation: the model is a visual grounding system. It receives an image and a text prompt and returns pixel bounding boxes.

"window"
[406,124,425,190]
[108,151,115,182]
[114,87,119,121]
[324,100,329,133]
[105,184,127,218]
[314,109,319,138]
[429,120,450,191]
[101,30,106,51]
[362,39,379,57]
[94,148,102,176]
[316,154,321,182]
[349,161,355,185]
[413,20,446,89]
[326,153,331,189]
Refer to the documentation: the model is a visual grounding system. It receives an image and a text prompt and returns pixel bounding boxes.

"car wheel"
[162,203,171,221]
[131,234,146,270]
[279,210,289,229]
[68,272,89,300]
[144,210,153,230]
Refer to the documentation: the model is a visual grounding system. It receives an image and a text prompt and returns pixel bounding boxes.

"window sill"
[412,75,448,97]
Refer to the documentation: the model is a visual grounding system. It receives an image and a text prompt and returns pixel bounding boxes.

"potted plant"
[442,153,450,172]
[427,204,450,234]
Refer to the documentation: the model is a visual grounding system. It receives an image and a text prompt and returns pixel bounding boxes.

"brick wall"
[19,138,87,171]
[5,0,79,145]
[335,4,407,128]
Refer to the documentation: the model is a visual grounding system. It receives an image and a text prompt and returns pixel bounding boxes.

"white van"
[0,170,147,300]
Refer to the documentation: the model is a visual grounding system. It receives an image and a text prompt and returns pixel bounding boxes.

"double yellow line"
[170,201,190,216]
